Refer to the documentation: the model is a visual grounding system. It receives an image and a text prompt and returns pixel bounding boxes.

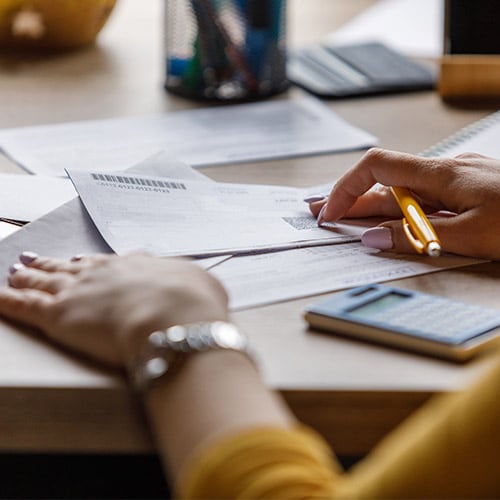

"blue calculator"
[304,284,500,361]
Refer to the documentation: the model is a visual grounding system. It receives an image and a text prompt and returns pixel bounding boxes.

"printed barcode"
[91,173,187,190]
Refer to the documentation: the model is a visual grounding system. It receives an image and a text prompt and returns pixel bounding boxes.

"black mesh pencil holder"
[164,0,289,101]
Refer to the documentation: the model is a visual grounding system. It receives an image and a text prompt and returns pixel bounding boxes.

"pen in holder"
[164,0,289,101]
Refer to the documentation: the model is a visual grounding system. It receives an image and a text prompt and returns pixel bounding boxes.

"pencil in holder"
[164,0,289,101]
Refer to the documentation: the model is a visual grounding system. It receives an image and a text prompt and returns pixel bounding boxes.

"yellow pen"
[390,186,442,257]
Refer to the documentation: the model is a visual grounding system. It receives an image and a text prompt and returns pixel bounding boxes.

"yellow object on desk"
[390,186,442,257]
[439,55,500,101]
[0,0,116,50]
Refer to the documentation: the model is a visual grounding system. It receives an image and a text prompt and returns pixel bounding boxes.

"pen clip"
[401,217,425,254]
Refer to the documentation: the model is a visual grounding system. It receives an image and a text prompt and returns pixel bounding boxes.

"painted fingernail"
[361,227,393,250]
[71,254,85,262]
[19,251,38,265]
[303,195,326,204]
[9,263,25,275]
[317,204,327,226]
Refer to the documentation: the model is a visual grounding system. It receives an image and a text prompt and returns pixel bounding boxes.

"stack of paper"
[65,165,484,310]
[0,99,485,312]
[0,154,484,311]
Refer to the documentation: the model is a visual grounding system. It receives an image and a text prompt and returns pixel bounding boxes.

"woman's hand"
[309,149,500,260]
[0,253,229,368]
[0,253,295,486]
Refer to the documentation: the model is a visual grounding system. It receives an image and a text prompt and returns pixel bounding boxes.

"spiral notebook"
[422,110,500,158]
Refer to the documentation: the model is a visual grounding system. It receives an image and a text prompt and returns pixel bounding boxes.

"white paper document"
[67,168,370,258]
[0,173,76,222]
[327,0,444,58]
[0,155,217,283]
[209,243,484,310]
[0,99,377,177]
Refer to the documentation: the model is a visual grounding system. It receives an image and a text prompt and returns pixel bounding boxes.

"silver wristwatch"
[131,321,253,392]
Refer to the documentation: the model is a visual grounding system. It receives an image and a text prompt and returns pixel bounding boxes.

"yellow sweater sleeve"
[178,355,500,499]
[336,355,500,499]
[178,426,342,498]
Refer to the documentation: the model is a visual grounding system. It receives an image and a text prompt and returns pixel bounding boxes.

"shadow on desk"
[0,454,169,499]
[0,453,362,499]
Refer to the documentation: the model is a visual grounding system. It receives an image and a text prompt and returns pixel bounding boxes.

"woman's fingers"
[0,287,53,327]
[8,265,75,294]
[362,211,495,259]
[321,149,456,222]
[19,252,83,273]
[0,284,123,367]
[310,184,440,223]
[18,251,112,274]
[6,252,114,297]
[336,183,403,218]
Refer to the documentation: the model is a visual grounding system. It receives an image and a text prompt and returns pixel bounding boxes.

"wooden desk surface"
[0,0,498,457]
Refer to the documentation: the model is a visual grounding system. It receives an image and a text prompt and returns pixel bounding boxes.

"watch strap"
[131,321,254,392]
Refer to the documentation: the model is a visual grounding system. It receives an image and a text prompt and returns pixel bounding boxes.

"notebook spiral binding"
[420,110,500,157]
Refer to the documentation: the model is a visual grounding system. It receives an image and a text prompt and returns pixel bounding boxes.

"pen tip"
[427,242,441,258]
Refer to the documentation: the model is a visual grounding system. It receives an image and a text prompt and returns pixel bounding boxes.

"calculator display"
[349,292,409,318]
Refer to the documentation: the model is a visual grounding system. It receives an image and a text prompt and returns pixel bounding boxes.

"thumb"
[361,213,482,258]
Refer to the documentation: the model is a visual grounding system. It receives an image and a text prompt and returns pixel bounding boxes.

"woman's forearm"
[142,349,296,486]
